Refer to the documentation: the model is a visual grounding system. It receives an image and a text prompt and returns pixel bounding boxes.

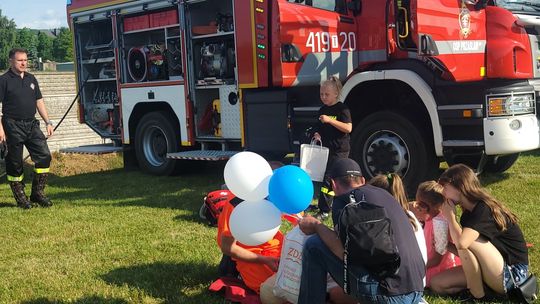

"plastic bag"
[300,139,329,182]
[273,226,309,303]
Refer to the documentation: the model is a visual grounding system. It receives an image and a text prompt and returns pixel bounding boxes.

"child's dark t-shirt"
[461,201,528,265]
[316,102,352,156]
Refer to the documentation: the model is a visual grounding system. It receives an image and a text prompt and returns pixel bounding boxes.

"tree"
[16,27,38,63]
[37,31,54,61]
[52,27,73,62]
[0,9,17,70]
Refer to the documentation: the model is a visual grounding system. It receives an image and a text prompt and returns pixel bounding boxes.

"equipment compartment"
[73,17,120,138]
[185,0,239,140]
[120,13,182,83]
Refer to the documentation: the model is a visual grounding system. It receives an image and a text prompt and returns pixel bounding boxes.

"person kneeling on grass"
[216,196,285,304]
[430,164,530,301]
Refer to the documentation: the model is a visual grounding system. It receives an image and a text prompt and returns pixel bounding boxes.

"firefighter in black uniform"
[0,48,54,209]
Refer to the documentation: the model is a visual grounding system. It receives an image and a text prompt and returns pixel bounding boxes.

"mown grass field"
[0,151,538,303]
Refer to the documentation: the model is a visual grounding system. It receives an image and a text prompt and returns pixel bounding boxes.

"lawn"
[0,151,538,303]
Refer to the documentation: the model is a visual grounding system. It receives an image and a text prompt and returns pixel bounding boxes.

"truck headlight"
[488,93,535,117]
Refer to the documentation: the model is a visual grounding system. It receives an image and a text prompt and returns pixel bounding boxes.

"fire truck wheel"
[134,111,179,175]
[350,111,439,194]
[484,153,520,173]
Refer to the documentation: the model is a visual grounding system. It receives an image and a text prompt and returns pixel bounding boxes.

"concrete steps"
[34,72,77,96]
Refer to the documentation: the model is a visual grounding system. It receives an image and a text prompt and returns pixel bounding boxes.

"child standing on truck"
[309,76,352,219]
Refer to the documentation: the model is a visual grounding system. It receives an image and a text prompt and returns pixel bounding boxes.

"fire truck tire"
[484,153,520,173]
[134,111,179,176]
[350,111,439,194]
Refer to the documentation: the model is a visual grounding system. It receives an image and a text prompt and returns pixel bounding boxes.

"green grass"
[0,151,539,303]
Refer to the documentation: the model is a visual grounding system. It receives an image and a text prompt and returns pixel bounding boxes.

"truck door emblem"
[459,2,471,39]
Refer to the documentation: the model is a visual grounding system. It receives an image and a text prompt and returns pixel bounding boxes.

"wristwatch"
[45,120,54,126]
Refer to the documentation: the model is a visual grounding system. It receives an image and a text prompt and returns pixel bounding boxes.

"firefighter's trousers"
[2,117,51,181]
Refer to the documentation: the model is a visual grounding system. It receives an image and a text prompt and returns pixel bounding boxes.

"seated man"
[297,158,425,303]
[216,196,283,296]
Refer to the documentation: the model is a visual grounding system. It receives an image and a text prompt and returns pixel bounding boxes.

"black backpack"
[336,189,401,293]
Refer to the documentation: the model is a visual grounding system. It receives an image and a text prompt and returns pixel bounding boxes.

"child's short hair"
[322,75,343,98]
[416,181,445,209]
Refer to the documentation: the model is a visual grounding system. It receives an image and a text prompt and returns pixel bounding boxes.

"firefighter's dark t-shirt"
[0,69,43,120]
[461,201,528,265]
[316,102,351,156]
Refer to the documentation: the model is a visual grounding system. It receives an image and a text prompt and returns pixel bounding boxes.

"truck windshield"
[496,0,540,13]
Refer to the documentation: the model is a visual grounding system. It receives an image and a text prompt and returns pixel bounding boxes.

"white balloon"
[224,152,273,201]
[229,199,282,246]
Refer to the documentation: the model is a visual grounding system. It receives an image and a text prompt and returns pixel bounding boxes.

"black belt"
[3,117,36,122]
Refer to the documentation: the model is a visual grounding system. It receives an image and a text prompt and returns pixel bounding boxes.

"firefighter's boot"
[9,181,32,209]
[30,173,53,207]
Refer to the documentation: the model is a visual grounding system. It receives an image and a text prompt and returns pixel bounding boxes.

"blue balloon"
[268,165,314,214]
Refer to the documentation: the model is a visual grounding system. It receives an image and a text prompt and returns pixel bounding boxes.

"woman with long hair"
[431,164,529,300]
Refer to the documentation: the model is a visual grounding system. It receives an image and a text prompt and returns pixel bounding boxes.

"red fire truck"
[66,0,540,190]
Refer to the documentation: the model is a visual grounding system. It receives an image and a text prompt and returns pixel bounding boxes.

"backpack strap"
[342,189,365,294]
[343,232,350,294]
[351,188,367,204]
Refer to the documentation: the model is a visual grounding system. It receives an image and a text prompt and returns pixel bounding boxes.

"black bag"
[200,190,235,226]
[336,190,400,293]
[508,272,539,303]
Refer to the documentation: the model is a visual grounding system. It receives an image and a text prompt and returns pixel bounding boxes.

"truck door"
[274,0,357,87]
[415,0,486,82]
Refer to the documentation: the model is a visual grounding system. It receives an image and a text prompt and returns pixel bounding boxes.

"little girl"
[414,181,461,287]
[310,76,352,219]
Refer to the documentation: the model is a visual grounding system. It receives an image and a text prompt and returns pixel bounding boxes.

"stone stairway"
[34,72,77,96]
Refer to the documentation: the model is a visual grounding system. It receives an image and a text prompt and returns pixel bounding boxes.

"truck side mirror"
[347,0,361,15]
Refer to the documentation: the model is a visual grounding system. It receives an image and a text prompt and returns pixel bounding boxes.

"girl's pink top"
[424,213,461,287]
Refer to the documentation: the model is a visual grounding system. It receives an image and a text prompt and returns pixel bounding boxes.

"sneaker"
[454,290,475,303]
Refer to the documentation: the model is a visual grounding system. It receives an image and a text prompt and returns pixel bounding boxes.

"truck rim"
[363,130,410,176]
[142,125,168,167]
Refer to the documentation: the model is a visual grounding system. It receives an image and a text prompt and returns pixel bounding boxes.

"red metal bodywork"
[67,0,535,89]
[416,0,486,82]
[234,0,260,88]
[67,0,125,11]
[272,1,357,87]
[486,6,533,79]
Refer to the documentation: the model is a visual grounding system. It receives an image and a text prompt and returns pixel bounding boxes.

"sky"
[0,0,69,29]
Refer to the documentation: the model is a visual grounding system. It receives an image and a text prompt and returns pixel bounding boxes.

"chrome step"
[167,150,237,161]
[60,143,122,155]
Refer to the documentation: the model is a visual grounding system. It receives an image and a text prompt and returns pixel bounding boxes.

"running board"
[167,150,237,161]
[60,144,123,155]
